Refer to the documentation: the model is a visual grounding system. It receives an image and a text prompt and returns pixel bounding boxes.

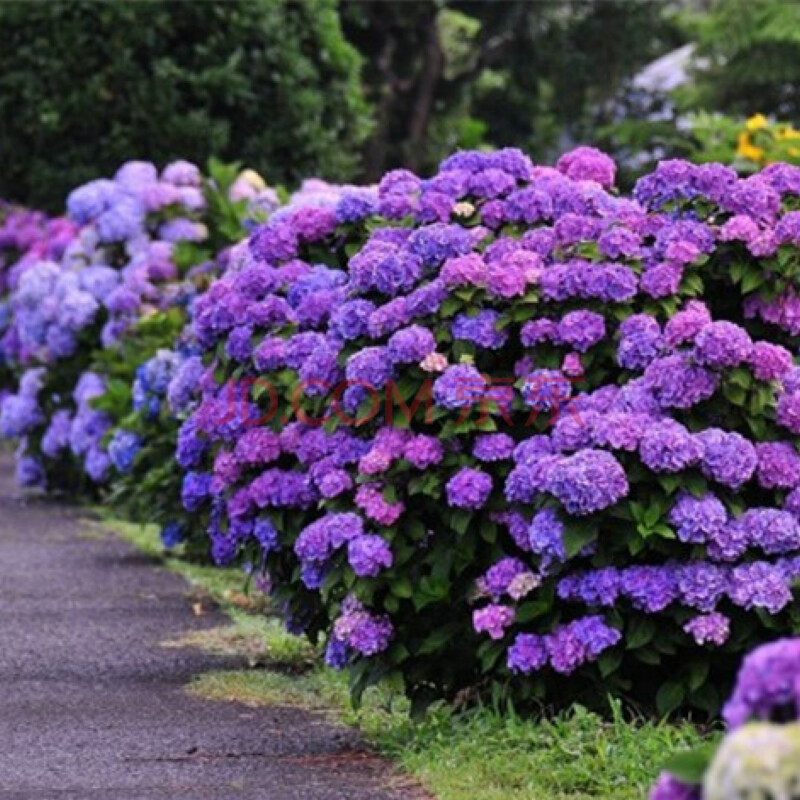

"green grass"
[187,669,710,800]
[98,513,715,800]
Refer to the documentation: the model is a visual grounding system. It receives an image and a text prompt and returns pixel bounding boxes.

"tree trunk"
[406,15,444,171]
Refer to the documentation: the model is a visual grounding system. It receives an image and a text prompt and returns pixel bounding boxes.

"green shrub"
[0,0,371,210]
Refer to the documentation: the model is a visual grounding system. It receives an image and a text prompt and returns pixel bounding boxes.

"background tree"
[343,0,683,180]
[0,0,371,210]
[685,0,800,119]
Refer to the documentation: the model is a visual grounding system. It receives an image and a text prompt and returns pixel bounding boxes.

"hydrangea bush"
[0,159,262,492]
[174,145,800,713]
[5,143,800,719]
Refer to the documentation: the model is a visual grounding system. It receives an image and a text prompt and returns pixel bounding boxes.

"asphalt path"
[0,453,421,799]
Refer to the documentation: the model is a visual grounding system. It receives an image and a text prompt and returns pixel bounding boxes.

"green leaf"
[391,578,414,599]
[656,681,685,717]
[723,383,746,406]
[450,510,472,535]
[479,521,497,543]
[683,473,707,498]
[515,598,551,624]
[440,298,462,318]
[597,648,623,678]
[658,475,681,494]
[416,624,459,655]
[562,522,596,558]
[383,485,398,504]
[690,682,721,716]
[687,660,710,692]
[626,617,656,650]
[729,367,751,389]
[629,501,645,523]
[729,261,747,283]
[651,523,676,539]
[476,640,505,672]
[662,744,718,786]
[384,594,400,614]
[643,502,661,528]
[741,269,766,294]
[634,648,661,665]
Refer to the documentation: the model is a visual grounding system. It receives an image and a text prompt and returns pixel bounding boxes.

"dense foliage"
[344,0,683,178]
[687,0,800,123]
[0,0,370,209]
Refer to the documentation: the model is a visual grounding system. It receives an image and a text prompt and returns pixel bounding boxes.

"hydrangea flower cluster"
[0,207,78,391]
[3,161,260,488]
[105,177,365,550]
[171,144,800,712]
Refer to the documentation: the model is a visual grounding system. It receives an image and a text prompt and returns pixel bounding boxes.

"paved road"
[0,454,420,800]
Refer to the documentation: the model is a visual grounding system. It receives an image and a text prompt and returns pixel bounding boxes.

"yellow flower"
[778,126,800,141]
[737,132,765,163]
[745,113,769,132]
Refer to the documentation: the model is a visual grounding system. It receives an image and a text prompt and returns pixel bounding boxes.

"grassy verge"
[99,514,715,800]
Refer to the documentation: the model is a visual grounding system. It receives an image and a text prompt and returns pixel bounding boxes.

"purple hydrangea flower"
[478,557,529,600]
[777,390,800,435]
[107,429,142,474]
[473,604,515,639]
[694,321,753,369]
[664,301,711,347]
[507,633,548,673]
[617,315,663,370]
[697,428,757,489]
[546,616,621,674]
[644,355,718,409]
[683,612,730,647]
[473,433,515,462]
[333,598,393,656]
[677,563,728,612]
[728,562,793,614]
[547,449,628,515]
[756,441,800,489]
[556,310,605,352]
[649,773,701,800]
[528,508,566,567]
[723,638,800,728]
[748,341,793,382]
[669,492,727,544]
[446,467,493,509]
[639,420,703,473]
[619,566,679,613]
[347,534,393,577]
[452,310,507,350]
[556,147,616,188]
[433,364,486,409]
[387,325,436,364]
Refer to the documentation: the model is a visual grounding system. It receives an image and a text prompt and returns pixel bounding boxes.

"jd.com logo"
[211,372,584,429]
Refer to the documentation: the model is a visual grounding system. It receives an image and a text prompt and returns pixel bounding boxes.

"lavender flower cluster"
[0,159,239,489]
[105,177,365,548]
